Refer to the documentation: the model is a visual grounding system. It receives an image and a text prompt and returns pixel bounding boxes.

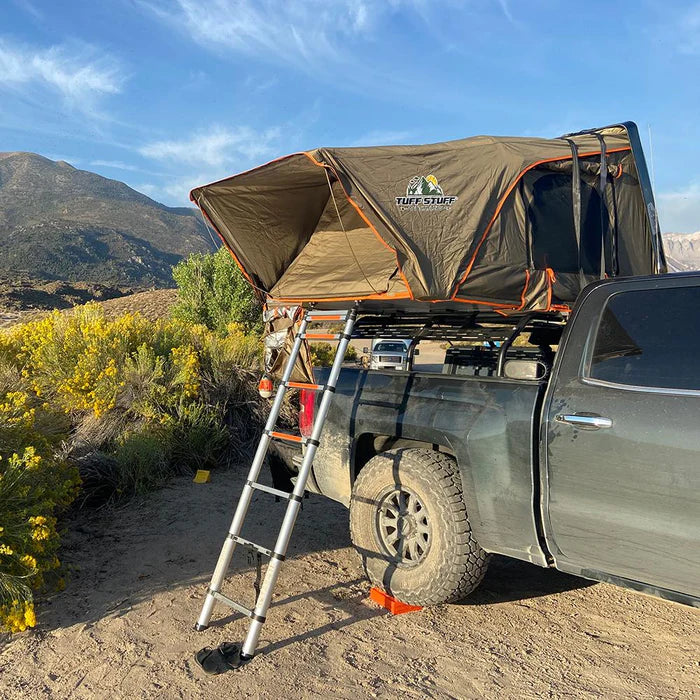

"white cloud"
[139,173,215,204]
[657,182,700,233]
[496,0,515,25]
[137,125,283,206]
[139,125,281,168]
[90,159,141,171]
[0,39,123,107]
[11,0,43,20]
[140,0,386,67]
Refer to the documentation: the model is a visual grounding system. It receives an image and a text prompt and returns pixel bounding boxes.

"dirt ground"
[1,465,698,699]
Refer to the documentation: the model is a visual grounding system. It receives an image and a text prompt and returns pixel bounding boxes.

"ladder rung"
[305,310,351,320]
[268,431,305,444]
[210,591,255,619]
[286,381,324,391]
[307,314,346,321]
[248,481,301,502]
[302,333,341,340]
[229,535,273,558]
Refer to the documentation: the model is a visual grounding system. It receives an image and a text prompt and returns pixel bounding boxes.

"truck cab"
[289,273,700,609]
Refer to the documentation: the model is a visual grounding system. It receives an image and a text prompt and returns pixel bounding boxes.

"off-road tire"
[349,448,489,605]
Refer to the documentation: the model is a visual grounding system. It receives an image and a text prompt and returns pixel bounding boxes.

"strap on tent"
[609,176,619,276]
[564,139,584,285]
[595,134,608,279]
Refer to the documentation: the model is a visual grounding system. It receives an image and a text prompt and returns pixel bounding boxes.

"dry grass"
[96,289,178,321]
[1,289,179,330]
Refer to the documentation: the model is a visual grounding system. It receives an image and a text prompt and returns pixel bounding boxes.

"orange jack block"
[369,587,423,615]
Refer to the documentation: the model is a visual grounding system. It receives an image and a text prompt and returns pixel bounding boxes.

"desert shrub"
[171,248,263,335]
[309,342,358,367]
[168,402,230,471]
[113,428,171,496]
[8,306,154,418]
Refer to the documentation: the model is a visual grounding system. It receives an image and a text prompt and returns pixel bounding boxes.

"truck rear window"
[589,286,700,391]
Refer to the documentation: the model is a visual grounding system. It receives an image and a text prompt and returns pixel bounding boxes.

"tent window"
[526,171,606,274]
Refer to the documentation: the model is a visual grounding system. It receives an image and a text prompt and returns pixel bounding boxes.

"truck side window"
[589,286,700,391]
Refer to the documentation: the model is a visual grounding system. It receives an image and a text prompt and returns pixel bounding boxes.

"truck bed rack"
[350,310,566,343]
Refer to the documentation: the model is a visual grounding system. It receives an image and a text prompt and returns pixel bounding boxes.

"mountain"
[662,232,700,272]
[0,152,215,290]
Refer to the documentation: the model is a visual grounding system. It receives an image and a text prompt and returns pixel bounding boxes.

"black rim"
[375,486,432,566]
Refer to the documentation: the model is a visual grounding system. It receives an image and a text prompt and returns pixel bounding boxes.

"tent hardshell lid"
[190,122,666,312]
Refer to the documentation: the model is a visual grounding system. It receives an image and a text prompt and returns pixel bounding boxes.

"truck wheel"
[349,448,489,605]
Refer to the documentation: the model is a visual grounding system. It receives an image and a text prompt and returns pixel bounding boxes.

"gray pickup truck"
[281,272,700,608]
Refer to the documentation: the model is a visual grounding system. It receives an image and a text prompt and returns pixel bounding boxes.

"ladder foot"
[194,623,209,632]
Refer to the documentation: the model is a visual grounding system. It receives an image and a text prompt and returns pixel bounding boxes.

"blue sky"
[1,0,699,231]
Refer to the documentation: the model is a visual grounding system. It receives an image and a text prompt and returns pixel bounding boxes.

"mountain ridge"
[0,151,215,290]
[662,231,700,272]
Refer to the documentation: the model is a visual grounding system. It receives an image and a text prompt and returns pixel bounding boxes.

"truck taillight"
[299,389,315,436]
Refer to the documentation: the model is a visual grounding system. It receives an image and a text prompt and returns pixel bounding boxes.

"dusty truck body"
[294,273,700,607]
[191,122,698,610]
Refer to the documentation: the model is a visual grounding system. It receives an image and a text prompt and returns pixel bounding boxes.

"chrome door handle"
[555,414,613,430]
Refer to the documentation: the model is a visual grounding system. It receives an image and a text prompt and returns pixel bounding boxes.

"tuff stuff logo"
[396,175,458,210]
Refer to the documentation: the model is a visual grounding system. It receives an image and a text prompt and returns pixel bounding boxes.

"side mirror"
[363,347,369,354]
[503,359,546,380]
[413,348,420,356]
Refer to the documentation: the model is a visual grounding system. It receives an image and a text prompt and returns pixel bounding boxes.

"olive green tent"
[190,122,666,312]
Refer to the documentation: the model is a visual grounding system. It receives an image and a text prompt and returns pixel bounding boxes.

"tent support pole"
[594,134,608,279]
[564,138,583,287]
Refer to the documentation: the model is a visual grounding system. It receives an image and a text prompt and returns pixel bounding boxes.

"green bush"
[113,428,171,496]
[171,248,263,336]
[310,341,358,367]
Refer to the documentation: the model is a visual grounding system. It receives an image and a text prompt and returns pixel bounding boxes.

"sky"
[1,0,699,232]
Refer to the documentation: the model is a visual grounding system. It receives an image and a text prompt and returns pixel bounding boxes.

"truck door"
[543,277,700,600]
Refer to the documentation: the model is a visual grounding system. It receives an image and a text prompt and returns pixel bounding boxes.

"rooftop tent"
[190,122,666,312]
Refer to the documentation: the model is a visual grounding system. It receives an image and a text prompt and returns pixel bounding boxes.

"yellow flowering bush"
[171,344,200,399]
[0,300,266,633]
[0,439,79,633]
[0,600,36,633]
[6,306,154,418]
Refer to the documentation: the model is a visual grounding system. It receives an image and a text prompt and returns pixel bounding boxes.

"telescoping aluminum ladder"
[194,305,358,662]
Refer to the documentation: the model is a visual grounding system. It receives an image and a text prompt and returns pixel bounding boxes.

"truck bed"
[309,366,550,566]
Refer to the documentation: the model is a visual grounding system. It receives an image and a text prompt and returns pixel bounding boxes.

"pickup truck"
[365,339,412,372]
[281,272,700,608]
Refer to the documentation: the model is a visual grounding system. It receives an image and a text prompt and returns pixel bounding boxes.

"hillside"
[0,152,215,291]
[663,232,700,271]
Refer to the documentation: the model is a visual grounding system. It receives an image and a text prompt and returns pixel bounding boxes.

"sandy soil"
[1,464,698,699]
